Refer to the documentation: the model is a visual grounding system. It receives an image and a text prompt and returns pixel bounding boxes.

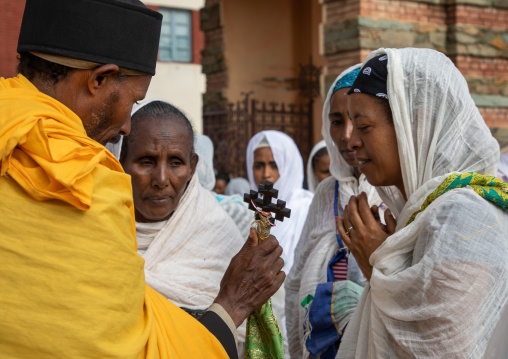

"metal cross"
[243,181,291,224]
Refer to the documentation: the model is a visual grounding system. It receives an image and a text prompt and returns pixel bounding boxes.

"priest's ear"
[86,64,121,95]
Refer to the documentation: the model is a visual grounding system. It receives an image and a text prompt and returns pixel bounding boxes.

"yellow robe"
[0,74,229,358]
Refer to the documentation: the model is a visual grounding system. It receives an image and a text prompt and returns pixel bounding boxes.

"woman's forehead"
[130,116,192,148]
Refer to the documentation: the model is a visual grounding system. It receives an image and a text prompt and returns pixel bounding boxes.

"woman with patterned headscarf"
[336,48,508,358]
[285,65,388,359]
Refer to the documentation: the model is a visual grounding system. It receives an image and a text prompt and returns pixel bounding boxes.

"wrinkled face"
[253,147,280,185]
[214,179,227,194]
[347,93,404,193]
[86,75,151,145]
[329,88,359,168]
[122,116,197,223]
[314,153,331,183]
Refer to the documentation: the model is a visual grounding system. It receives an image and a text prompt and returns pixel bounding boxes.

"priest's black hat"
[17,0,162,75]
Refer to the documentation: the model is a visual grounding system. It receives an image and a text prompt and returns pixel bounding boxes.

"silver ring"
[345,226,354,236]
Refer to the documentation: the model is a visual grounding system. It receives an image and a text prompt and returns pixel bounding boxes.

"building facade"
[0,0,207,133]
[200,0,508,168]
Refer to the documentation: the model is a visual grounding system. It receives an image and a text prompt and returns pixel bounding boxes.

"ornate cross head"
[243,181,291,224]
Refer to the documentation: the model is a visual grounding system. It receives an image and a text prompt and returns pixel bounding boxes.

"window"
[159,8,192,62]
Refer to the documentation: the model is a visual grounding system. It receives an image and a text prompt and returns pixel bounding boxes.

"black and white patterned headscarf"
[347,54,389,99]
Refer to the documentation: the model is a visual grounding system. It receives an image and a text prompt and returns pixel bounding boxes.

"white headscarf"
[338,48,507,359]
[306,140,327,193]
[225,177,250,196]
[194,134,216,191]
[246,130,313,272]
[247,130,306,202]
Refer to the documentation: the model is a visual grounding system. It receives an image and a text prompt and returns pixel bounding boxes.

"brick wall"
[192,10,205,65]
[0,0,26,78]
[200,1,227,106]
[322,0,508,131]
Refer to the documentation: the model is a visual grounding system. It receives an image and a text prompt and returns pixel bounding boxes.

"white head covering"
[364,49,499,219]
[321,64,385,211]
[246,130,305,201]
[225,177,250,196]
[194,134,216,191]
[306,140,327,192]
[337,48,504,359]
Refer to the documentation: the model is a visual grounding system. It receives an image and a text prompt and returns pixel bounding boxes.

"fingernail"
[335,216,339,222]
[345,205,348,209]
[350,195,355,200]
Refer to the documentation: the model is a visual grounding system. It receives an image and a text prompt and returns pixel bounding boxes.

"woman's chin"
[135,210,173,223]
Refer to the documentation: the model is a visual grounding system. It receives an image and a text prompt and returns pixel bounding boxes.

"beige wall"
[222,0,325,144]
[148,0,203,10]
[146,0,206,133]
[146,62,206,133]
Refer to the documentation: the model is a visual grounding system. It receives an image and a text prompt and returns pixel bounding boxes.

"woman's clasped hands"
[336,192,397,280]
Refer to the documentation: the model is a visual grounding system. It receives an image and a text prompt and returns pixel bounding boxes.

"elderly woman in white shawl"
[246,130,314,354]
[285,65,388,359]
[115,100,247,349]
[335,48,508,358]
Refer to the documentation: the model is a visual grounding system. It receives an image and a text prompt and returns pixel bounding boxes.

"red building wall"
[0,0,26,78]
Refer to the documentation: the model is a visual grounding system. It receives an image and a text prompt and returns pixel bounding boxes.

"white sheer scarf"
[337,48,507,359]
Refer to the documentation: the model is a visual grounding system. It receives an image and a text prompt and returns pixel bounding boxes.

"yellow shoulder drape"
[0,74,228,358]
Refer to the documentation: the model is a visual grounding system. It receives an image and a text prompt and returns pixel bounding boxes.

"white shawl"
[338,48,508,359]
[137,169,244,311]
[286,64,384,358]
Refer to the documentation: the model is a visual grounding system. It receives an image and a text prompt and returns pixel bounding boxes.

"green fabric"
[245,298,284,359]
[407,172,508,226]
[300,294,314,309]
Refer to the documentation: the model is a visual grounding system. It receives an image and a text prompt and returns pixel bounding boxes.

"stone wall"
[322,0,508,130]
[200,0,228,106]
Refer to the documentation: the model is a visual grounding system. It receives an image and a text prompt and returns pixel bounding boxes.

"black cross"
[243,181,291,224]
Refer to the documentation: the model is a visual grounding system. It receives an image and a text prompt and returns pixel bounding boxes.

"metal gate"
[203,92,313,178]
[203,58,320,178]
